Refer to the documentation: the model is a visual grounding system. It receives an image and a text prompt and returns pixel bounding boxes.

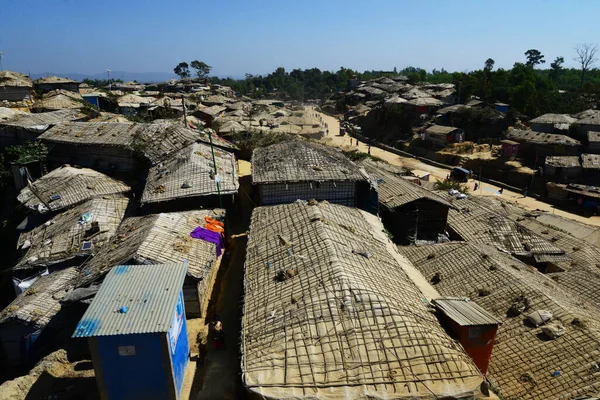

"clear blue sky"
[1,0,598,77]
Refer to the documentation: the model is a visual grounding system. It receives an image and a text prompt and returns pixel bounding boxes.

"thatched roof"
[117,94,153,108]
[196,105,227,117]
[141,142,238,205]
[33,93,84,111]
[15,196,129,270]
[252,140,367,184]
[588,131,600,143]
[217,120,246,134]
[36,76,80,84]
[402,87,434,99]
[0,109,86,130]
[424,124,462,136]
[505,130,581,146]
[438,193,568,262]
[17,165,131,213]
[545,155,581,168]
[360,159,452,209]
[0,107,26,121]
[405,97,444,107]
[0,71,32,88]
[577,110,600,125]
[0,267,78,330]
[581,153,600,169]
[74,209,225,287]
[242,202,483,399]
[399,242,600,400]
[530,113,577,125]
[38,121,236,163]
[202,95,232,106]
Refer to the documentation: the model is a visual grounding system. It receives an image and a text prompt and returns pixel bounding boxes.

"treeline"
[210,67,402,101]
[210,46,600,118]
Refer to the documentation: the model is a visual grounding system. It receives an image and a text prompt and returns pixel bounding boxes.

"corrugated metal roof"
[72,262,187,337]
[433,297,501,327]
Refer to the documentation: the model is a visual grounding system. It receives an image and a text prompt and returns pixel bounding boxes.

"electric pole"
[106,69,112,90]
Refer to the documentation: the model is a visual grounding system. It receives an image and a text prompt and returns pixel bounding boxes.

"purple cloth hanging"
[190,226,224,257]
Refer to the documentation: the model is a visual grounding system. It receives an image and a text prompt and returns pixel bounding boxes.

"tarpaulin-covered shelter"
[252,140,377,213]
[74,209,226,318]
[141,141,238,211]
[0,267,78,367]
[14,195,129,274]
[360,159,452,243]
[73,263,189,400]
[0,70,32,101]
[0,109,86,146]
[399,242,600,399]
[17,165,131,213]
[242,201,485,399]
[35,76,80,93]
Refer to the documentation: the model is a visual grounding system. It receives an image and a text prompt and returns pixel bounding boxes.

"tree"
[574,43,598,88]
[173,62,190,79]
[190,60,212,79]
[484,58,495,72]
[525,49,545,68]
[549,56,564,82]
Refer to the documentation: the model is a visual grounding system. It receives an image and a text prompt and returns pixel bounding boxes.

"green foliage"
[525,49,545,68]
[341,150,382,162]
[6,142,48,164]
[174,62,190,79]
[433,178,470,194]
[228,130,297,160]
[190,60,212,79]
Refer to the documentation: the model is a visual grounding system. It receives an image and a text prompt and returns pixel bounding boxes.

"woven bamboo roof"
[75,209,225,287]
[242,201,483,399]
[117,94,153,107]
[360,159,452,209]
[589,131,600,143]
[402,88,434,99]
[14,196,128,270]
[0,109,86,129]
[545,155,581,168]
[218,120,246,134]
[202,95,232,106]
[252,140,367,184]
[17,165,131,213]
[505,129,580,146]
[577,111,600,125]
[34,93,84,111]
[0,71,32,87]
[0,107,25,121]
[530,113,577,125]
[439,193,568,261]
[38,121,236,164]
[196,105,227,117]
[141,142,238,205]
[405,97,444,107]
[36,76,80,84]
[424,124,462,136]
[399,242,600,399]
[582,153,600,169]
[0,267,78,329]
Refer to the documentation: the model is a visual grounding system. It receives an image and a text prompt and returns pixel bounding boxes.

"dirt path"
[191,167,253,400]
[311,106,600,228]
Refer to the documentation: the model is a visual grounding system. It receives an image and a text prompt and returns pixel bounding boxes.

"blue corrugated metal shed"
[73,262,187,338]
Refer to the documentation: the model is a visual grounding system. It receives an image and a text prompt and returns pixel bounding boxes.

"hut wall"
[383,199,449,243]
[37,83,79,93]
[530,122,553,133]
[0,126,42,147]
[0,322,30,366]
[258,181,357,207]
[0,87,31,102]
[45,143,139,173]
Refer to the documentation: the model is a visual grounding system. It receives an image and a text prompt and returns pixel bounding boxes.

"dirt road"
[311,106,600,228]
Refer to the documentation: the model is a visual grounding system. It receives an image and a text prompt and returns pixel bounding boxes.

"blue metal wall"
[83,96,99,107]
[169,291,189,397]
[96,333,169,400]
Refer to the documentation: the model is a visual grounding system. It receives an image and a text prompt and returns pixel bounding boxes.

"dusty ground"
[312,106,600,228]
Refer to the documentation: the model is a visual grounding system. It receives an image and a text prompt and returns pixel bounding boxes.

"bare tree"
[574,43,598,88]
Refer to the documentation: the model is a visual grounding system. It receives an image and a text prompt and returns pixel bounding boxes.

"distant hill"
[30,71,176,83]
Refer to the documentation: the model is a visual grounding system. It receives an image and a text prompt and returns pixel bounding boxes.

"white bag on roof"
[526,310,553,327]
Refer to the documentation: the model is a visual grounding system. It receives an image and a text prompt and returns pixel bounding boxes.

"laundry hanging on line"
[190,226,224,257]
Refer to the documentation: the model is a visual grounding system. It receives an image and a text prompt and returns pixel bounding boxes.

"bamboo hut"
[0,109,86,146]
[242,201,485,399]
[73,209,226,318]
